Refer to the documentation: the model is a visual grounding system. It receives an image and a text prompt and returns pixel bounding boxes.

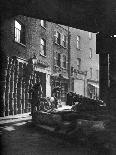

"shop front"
[87,80,99,99]
[50,73,69,103]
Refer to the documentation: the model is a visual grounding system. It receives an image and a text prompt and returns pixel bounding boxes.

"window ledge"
[14,40,26,47]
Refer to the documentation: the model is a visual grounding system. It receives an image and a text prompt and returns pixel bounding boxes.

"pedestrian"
[30,79,43,116]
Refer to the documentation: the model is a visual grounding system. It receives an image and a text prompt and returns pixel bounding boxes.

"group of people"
[30,80,60,116]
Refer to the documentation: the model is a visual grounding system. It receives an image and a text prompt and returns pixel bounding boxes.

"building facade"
[50,24,69,102]
[1,15,54,116]
[69,27,99,99]
[1,15,70,116]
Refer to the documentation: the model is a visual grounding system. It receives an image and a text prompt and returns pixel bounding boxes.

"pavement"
[0,113,116,155]
[0,113,32,125]
[0,114,93,155]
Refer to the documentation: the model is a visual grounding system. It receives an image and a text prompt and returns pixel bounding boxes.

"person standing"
[30,79,43,116]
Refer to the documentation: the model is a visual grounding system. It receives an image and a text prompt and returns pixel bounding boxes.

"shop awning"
[88,83,99,89]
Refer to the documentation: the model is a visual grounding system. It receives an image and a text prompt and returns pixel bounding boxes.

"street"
[0,117,115,155]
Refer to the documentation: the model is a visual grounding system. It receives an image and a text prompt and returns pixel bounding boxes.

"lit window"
[89,48,92,59]
[62,55,66,68]
[40,20,46,28]
[54,31,61,45]
[77,36,80,49]
[15,20,25,44]
[77,58,81,70]
[89,32,92,39]
[40,38,46,56]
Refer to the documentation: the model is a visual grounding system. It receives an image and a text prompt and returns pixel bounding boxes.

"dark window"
[15,20,25,45]
[56,53,61,67]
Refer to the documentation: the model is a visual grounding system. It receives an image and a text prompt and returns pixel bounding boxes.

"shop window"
[40,38,46,56]
[15,20,25,45]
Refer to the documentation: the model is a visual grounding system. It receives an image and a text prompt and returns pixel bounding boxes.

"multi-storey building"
[1,15,54,116]
[1,15,70,116]
[69,27,99,99]
[50,24,69,103]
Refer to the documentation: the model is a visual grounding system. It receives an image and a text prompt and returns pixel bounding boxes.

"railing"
[1,56,37,117]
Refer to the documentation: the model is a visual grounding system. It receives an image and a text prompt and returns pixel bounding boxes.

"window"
[89,48,92,59]
[89,32,92,39]
[77,58,81,70]
[61,34,67,47]
[90,68,92,78]
[62,55,66,68]
[15,20,25,45]
[56,53,61,67]
[77,35,80,49]
[41,20,46,28]
[40,38,46,56]
[54,31,61,45]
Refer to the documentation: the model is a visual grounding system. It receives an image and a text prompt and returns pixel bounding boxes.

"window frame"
[14,20,26,45]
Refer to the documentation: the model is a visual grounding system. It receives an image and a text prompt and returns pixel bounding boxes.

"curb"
[0,113,32,125]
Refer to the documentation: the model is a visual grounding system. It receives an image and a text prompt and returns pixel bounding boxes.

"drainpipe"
[67,26,71,91]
